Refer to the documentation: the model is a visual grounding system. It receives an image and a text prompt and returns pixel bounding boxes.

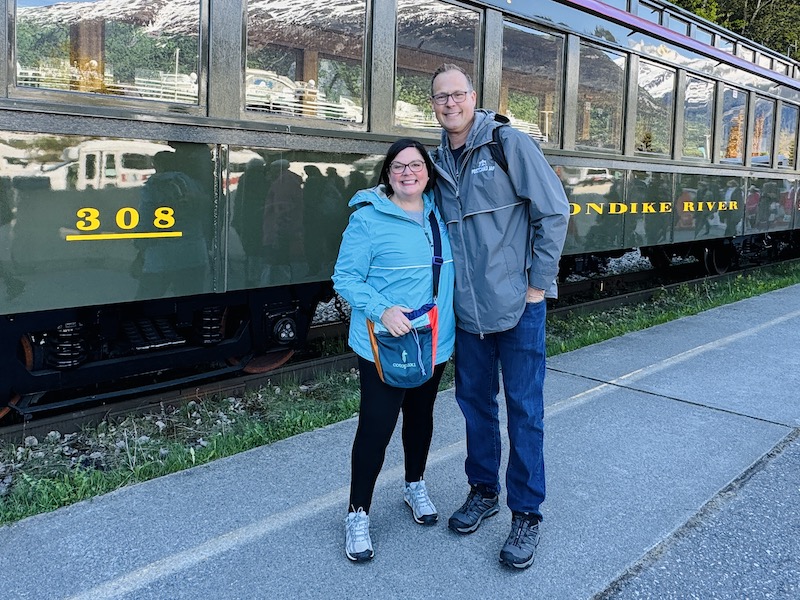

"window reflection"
[666,15,688,36]
[675,174,743,241]
[694,28,713,46]
[15,0,200,104]
[245,0,366,123]
[501,23,563,147]
[576,43,626,152]
[638,2,661,24]
[635,61,674,155]
[720,86,747,164]
[751,98,774,166]
[745,178,793,233]
[394,0,479,130]
[682,76,714,161]
[717,37,734,54]
[627,170,674,247]
[777,105,798,169]
[227,148,377,287]
[737,46,755,63]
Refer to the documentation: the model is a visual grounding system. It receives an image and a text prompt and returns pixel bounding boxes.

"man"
[429,64,569,569]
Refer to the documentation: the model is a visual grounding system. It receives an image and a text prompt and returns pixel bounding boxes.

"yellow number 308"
[75,207,176,231]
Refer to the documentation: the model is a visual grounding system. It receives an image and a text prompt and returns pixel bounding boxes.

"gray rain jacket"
[431,110,569,335]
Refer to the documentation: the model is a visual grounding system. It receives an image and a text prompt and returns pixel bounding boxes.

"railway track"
[2,258,794,441]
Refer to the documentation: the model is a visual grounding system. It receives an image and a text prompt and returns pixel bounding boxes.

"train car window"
[635,60,675,156]
[737,46,755,64]
[638,3,661,25]
[682,75,714,162]
[716,36,734,54]
[394,0,479,130]
[774,60,789,77]
[598,0,627,10]
[719,86,747,165]
[751,97,775,167]
[756,54,772,70]
[500,22,563,148]
[693,27,713,47]
[14,0,201,104]
[576,43,626,153]
[245,0,366,124]
[777,104,798,169]
[666,15,689,37]
[84,153,96,182]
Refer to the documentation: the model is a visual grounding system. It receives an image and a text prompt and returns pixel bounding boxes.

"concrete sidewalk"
[1,286,799,599]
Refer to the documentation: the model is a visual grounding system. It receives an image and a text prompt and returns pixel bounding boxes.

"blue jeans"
[454,300,546,518]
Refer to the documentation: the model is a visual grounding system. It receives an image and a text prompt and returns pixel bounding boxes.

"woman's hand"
[380,306,414,337]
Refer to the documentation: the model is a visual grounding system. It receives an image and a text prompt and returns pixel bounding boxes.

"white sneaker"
[404,480,438,525]
[345,508,374,562]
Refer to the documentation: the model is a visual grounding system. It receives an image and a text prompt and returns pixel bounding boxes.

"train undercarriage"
[0,282,332,421]
[562,229,800,280]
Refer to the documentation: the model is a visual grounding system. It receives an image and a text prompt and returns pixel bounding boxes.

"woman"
[333,138,455,562]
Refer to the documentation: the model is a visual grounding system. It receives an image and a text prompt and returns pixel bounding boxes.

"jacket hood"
[348,184,391,209]
[348,184,435,215]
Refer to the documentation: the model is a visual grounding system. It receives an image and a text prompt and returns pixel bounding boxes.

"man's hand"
[526,287,545,303]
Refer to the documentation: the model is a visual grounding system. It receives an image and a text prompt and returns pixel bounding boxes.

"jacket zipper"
[453,144,486,339]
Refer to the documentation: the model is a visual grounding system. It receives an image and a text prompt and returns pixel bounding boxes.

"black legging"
[349,356,447,513]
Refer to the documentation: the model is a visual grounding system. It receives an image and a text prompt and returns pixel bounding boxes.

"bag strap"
[428,210,443,300]
[490,124,508,174]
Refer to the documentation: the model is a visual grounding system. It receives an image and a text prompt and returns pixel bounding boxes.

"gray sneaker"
[404,480,438,525]
[499,513,540,569]
[448,486,499,534]
[345,508,374,562]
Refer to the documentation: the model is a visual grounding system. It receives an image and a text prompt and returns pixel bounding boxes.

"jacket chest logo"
[470,159,495,175]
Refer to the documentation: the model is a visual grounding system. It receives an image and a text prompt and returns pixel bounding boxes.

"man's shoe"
[448,486,499,534]
[404,480,438,525]
[499,513,540,569]
[345,508,374,562]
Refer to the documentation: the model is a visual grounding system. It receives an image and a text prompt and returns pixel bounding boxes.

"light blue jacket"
[333,185,455,364]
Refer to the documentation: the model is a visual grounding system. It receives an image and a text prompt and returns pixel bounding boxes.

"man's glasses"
[431,91,469,105]
[389,160,426,174]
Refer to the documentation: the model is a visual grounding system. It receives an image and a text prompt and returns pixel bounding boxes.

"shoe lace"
[458,489,486,517]
[408,482,434,513]
[509,516,538,548]
[347,509,370,545]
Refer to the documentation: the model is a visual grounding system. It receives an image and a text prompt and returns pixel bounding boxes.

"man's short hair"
[430,63,474,96]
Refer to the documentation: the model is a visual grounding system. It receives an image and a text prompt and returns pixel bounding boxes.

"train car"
[2,0,800,418]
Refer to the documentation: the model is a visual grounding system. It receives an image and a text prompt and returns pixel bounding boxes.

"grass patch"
[2,261,799,526]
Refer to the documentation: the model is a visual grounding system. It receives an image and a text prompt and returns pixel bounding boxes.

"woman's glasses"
[389,160,426,174]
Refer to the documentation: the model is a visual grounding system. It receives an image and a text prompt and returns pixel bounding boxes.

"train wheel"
[221,307,296,374]
[0,394,21,421]
[240,349,295,374]
[703,244,733,275]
